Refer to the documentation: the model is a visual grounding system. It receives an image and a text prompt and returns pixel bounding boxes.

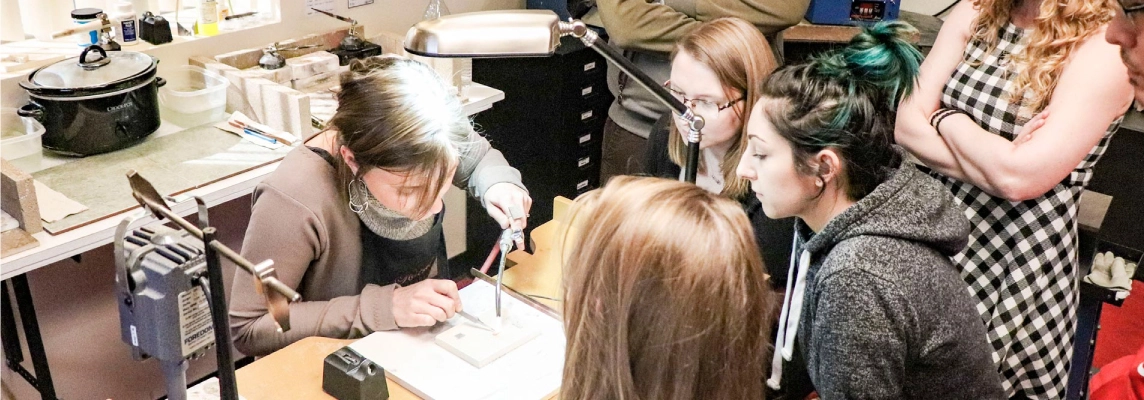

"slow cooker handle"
[17,102,44,121]
[78,45,111,70]
[155,77,166,88]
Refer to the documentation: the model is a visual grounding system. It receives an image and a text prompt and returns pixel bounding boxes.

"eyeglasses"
[1121,0,1144,27]
[663,80,744,118]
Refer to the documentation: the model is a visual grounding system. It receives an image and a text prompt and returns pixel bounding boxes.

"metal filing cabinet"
[460,33,613,263]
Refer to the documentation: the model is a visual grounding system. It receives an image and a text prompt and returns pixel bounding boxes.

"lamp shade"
[404,10,564,58]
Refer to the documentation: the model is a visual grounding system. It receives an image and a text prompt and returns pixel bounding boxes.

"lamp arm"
[561,21,704,183]
[561,23,690,120]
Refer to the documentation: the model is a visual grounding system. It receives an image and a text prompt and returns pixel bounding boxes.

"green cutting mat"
[33,124,292,234]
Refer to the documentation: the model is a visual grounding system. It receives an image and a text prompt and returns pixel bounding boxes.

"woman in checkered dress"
[895,0,1132,398]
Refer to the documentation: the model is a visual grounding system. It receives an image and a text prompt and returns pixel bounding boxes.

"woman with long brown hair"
[229,56,532,356]
[895,0,1133,396]
[560,176,774,400]
[644,17,795,286]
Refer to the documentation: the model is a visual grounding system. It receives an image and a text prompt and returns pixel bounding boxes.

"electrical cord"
[479,241,500,275]
[197,276,212,309]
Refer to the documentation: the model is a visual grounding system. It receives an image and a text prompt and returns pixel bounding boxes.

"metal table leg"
[2,276,58,400]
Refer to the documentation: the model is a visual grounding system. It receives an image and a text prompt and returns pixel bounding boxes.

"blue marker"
[242,128,277,144]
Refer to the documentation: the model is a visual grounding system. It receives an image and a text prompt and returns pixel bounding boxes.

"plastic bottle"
[112,2,139,46]
[422,0,450,20]
[421,0,472,92]
[71,8,103,47]
[198,0,219,36]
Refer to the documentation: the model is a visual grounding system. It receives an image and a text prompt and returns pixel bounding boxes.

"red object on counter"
[1090,345,1144,400]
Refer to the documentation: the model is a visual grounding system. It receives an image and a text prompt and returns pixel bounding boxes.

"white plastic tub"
[159,65,229,117]
[1,108,46,170]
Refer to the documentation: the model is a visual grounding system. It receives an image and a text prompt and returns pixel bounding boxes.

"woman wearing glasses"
[895,0,1132,397]
[644,17,796,286]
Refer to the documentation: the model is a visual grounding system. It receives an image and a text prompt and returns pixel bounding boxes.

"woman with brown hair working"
[560,176,775,400]
[229,56,532,357]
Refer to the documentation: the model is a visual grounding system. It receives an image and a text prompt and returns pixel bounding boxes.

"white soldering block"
[435,310,540,368]
[479,313,503,335]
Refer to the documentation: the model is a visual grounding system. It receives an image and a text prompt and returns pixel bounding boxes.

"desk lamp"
[403,10,705,183]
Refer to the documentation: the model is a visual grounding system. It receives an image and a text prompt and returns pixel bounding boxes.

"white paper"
[33,180,88,223]
[350,279,564,400]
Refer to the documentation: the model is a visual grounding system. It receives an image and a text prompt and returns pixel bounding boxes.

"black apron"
[309,146,450,288]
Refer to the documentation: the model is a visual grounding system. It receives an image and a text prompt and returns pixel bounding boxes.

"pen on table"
[229,120,294,146]
[242,129,277,144]
[228,121,277,144]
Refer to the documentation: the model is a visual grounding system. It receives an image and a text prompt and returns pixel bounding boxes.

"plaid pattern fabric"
[930,23,1121,399]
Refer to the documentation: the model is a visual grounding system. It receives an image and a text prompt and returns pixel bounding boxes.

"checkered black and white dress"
[930,23,1122,398]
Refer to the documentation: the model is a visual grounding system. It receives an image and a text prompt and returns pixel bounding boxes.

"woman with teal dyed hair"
[735,22,1005,399]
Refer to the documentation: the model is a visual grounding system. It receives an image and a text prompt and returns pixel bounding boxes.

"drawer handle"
[584,61,596,72]
[577,180,590,190]
[579,134,591,144]
[581,110,593,121]
[582,86,593,97]
[578,157,590,168]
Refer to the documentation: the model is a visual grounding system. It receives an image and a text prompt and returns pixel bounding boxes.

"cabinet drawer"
[574,130,598,149]
[566,57,605,84]
[574,154,595,170]
[573,166,601,193]
[564,100,610,131]
[563,79,611,105]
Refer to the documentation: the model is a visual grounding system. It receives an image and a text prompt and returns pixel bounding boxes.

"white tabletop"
[0,83,504,280]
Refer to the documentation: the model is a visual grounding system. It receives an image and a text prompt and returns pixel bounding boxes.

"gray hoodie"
[772,162,1004,399]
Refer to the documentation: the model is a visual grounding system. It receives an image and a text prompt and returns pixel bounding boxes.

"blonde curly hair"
[970,0,1116,113]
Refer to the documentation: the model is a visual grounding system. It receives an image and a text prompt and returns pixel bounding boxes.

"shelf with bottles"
[0,0,280,77]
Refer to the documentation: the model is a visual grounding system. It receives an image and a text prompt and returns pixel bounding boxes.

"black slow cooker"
[18,46,165,156]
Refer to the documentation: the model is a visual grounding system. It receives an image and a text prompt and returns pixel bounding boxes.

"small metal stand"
[123,170,301,399]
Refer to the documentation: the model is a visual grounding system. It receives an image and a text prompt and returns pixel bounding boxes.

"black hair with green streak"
[760,21,923,200]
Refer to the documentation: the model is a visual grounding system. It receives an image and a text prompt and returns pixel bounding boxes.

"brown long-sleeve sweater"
[229,132,523,357]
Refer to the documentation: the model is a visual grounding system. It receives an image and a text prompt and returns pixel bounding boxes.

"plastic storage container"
[1,108,46,171]
[159,65,229,126]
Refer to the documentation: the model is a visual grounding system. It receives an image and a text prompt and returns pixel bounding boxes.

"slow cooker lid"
[31,47,155,90]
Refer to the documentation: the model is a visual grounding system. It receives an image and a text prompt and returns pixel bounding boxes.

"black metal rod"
[203,228,239,400]
[684,143,700,182]
[580,35,701,183]
[0,283,42,395]
[2,281,24,364]
[582,38,687,116]
[11,275,56,399]
[138,197,301,302]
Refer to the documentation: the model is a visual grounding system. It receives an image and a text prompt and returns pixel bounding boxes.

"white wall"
[1,0,524,109]
[900,0,959,17]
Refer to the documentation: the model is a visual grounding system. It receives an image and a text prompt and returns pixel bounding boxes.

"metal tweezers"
[495,228,522,318]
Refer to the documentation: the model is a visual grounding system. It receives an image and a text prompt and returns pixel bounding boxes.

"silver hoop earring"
[348,177,368,214]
